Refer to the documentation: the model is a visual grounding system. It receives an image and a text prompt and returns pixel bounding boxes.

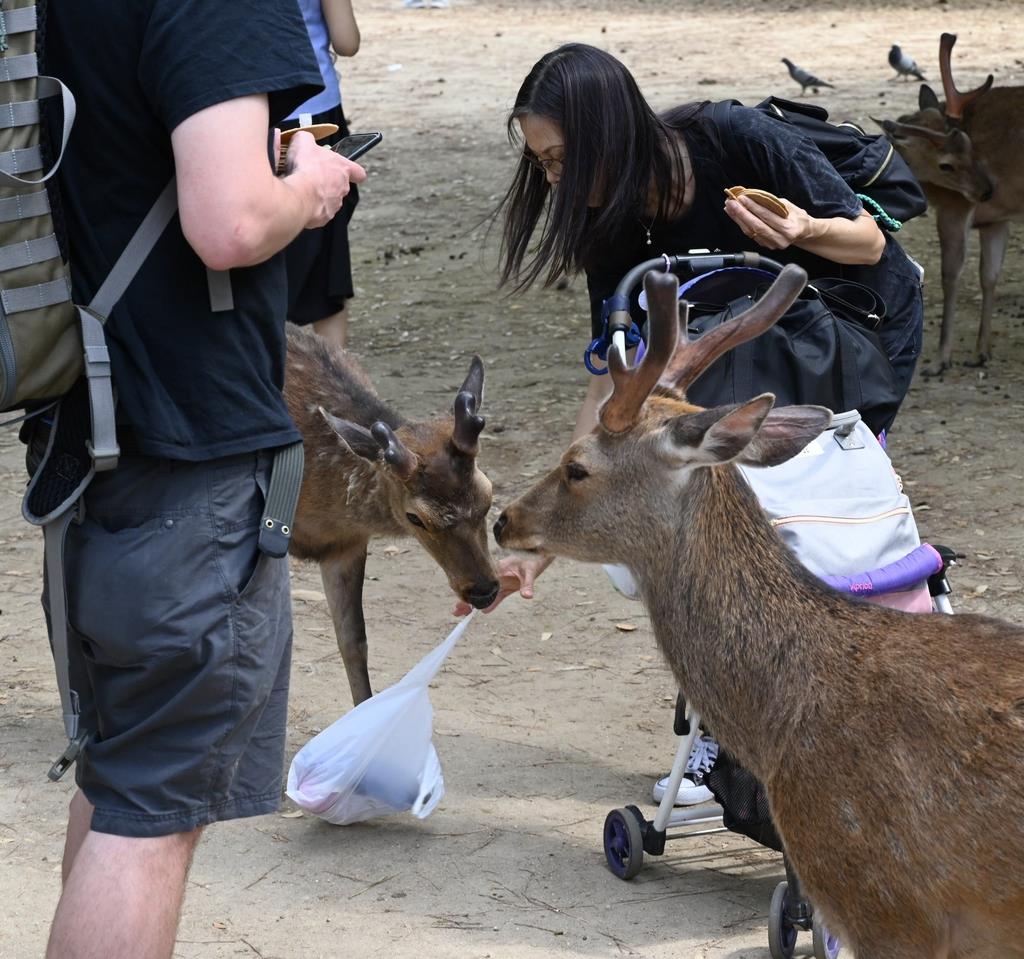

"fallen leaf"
[280,810,304,819]
[212,921,228,930]
[292,589,326,603]
[615,622,638,632]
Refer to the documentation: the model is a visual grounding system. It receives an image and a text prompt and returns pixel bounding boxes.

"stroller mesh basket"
[705,748,782,853]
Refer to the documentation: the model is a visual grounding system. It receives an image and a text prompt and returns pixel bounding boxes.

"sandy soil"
[2,2,1023,956]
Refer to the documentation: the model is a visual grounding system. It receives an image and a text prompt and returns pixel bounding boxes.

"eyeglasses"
[524,152,564,176]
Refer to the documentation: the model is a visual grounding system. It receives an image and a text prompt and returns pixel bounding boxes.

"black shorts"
[54,450,293,838]
[281,103,360,324]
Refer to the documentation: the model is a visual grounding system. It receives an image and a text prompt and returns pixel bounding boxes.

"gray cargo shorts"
[54,449,293,838]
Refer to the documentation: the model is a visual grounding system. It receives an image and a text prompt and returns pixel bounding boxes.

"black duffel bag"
[673,267,901,435]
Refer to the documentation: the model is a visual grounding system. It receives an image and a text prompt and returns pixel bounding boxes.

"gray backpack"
[0,3,199,433]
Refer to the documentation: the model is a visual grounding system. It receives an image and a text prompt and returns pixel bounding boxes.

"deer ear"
[735,405,833,468]
[919,84,941,111]
[656,394,776,467]
[456,355,485,410]
[874,117,903,140]
[318,407,380,462]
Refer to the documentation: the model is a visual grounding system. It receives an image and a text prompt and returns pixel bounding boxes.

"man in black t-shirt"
[42,3,365,956]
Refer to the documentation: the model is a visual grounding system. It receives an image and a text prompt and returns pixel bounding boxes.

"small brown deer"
[494,266,1024,958]
[284,324,500,704]
[877,33,1024,374]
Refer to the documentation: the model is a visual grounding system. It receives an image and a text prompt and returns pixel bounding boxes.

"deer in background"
[285,324,500,704]
[877,32,1024,374]
[494,266,1024,959]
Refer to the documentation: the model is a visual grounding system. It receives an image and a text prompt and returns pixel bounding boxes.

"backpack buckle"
[85,438,120,472]
[47,732,88,782]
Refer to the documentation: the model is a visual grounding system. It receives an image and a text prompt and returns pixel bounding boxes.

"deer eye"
[565,462,590,483]
[406,512,426,528]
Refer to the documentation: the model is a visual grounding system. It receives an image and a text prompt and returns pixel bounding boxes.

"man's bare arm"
[171,94,365,270]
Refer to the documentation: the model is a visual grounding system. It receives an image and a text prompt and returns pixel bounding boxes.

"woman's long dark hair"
[497,43,704,292]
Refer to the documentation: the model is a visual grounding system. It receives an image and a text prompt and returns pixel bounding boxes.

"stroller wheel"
[812,913,841,959]
[603,807,644,880]
[768,881,799,959]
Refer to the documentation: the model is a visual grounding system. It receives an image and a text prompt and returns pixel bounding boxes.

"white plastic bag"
[286,612,475,825]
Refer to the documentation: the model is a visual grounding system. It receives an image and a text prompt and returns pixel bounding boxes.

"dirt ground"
[3,1,1023,956]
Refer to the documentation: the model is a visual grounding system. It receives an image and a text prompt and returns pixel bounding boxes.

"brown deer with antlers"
[877,33,1024,374]
[284,324,500,704]
[494,265,1024,958]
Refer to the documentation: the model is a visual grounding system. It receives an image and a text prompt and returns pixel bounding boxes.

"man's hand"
[173,94,367,270]
[283,131,365,229]
[452,553,554,616]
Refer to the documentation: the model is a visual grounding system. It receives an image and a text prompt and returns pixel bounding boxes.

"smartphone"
[334,132,383,162]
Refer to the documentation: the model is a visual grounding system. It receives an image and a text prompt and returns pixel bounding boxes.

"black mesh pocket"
[705,749,783,852]
[23,383,93,522]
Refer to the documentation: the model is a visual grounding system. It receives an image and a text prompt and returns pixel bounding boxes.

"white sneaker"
[651,734,719,806]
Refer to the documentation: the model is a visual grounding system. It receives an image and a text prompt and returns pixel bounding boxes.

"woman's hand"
[452,553,554,616]
[725,195,885,265]
[724,194,813,250]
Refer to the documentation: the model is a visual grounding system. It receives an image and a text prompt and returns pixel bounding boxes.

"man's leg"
[60,789,95,884]
[312,300,350,351]
[47,825,202,959]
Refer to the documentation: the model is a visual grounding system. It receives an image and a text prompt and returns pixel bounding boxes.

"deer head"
[320,356,500,609]
[493,266,831,567]
[875,112,994,204]
[873,33,998,205]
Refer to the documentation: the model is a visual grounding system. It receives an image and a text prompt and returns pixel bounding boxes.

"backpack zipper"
[862,142,895,188]
[771,506,911,529]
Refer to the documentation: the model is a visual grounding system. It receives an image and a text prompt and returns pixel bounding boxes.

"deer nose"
[467,581,501,609]
[493,512,508,544]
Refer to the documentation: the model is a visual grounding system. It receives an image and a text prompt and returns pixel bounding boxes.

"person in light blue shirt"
[283,0,362,349]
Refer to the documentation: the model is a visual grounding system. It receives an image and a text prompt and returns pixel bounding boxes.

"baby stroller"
[588,253,958,958]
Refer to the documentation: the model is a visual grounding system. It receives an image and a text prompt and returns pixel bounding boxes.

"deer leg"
[319,542,373,705]
[924,207,971,375]
[965,220,1010,367]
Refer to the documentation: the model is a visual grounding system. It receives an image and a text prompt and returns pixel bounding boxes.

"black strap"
[709,100,741,154]
[258,441,304,558]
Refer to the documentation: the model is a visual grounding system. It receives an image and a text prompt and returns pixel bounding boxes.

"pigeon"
[781,58,835,96]
[888,44,926,81]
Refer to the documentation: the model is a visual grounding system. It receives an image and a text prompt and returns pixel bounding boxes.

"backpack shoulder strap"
[709,99,740,154]
[82,177,180,471]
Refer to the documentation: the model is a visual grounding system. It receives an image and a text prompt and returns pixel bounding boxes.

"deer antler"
[370,421,418,480]
[939,33,994,121]
[660,263,808,393]
[599,270,680,433]
[452,391,485,456]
